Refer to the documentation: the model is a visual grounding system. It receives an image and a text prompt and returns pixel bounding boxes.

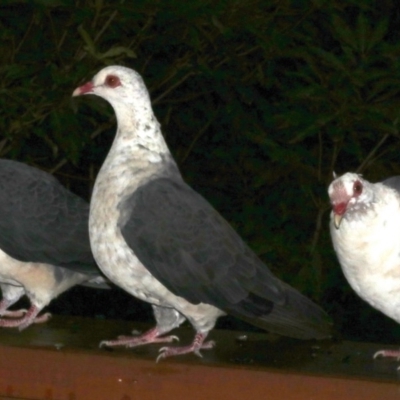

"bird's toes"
[373,350,385,359]
[99,340,110,348]
[156,351,166,363]
[373,349,400,360]
[18,320,32,332]
[37,312,52,322]
[158,346,168,353]
[156,346,175,363]
[194,349,204,358]
[203,340,216,349]
[0,309,28,318]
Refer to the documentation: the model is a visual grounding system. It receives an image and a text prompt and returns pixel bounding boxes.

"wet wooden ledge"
[0,315,399,399]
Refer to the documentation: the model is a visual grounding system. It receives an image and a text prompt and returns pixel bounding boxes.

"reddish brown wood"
[0,316,398,399]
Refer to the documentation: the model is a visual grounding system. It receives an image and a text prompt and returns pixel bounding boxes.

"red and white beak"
[72,81,94,97]
[332,202,347,229]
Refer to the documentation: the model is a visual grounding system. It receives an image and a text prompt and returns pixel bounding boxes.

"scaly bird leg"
[0,304,51,330]
[156,331,215,362]
[99,326,179,349]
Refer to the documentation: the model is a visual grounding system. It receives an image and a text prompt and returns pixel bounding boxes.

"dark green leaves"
[2,0,400,341]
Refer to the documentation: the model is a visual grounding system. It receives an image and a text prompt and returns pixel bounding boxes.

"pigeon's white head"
[72,65,151,112]
[328,172,375,229]
[73,65,166,157]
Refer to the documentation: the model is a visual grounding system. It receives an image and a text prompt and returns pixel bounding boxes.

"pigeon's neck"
[109,103,170,162]
[94,103,178,199]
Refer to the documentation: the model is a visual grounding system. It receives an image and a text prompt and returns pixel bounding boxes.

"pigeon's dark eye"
[105,75,121,88]
[353,180,363,196]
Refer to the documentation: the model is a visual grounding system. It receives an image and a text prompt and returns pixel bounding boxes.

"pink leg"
[0,305,51,330]
[373,349,400,360]
[0,298,26,318]
[156,332,215,362]
[99,326,179,349]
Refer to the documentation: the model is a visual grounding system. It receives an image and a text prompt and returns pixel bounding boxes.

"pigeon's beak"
[72,81,94,97]
[332,202,347,229]
[333,213,343,229]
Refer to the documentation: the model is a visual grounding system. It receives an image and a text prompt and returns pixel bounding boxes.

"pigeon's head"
[328,172,374,229]
[72,65,151,110]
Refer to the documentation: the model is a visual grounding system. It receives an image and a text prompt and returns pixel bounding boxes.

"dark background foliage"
[2,0,400,343]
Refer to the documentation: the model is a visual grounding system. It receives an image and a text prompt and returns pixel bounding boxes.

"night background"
[1,0,400,345]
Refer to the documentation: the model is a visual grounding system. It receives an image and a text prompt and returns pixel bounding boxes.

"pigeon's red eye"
[105,75,121,88]
[353,180,363,196]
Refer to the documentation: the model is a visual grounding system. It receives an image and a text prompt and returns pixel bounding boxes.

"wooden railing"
[0,315,398,399]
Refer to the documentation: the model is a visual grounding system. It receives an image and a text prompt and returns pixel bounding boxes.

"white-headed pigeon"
[0,159,108,330]
[329,172,400,360]
[73,65,331,361]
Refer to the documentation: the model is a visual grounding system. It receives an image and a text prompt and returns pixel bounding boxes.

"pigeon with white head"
[329,172,400,360]
[73,65,332,361]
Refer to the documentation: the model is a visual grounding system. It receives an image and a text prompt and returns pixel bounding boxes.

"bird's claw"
[373,349,400,360]
[156,346,203,363]
[373,350,385,359]
[156,347,179,363]
[17,312,52,331]
[194,349,204,358]
[206,340,216,348]
[156,339,216,362]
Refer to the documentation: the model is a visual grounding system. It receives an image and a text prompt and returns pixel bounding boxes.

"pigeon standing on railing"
[0,159,108,330]
[329,172,400,360]
[73,65,332,361]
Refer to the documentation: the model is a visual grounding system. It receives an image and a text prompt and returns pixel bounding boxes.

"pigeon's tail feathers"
[229,283,332,340]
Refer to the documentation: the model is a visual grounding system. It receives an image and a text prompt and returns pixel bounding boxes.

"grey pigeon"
[329,172,400,360]
[73,65,332,361]
[0,159,108,330]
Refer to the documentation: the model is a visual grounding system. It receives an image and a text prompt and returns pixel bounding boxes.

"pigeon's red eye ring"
[105,75,121,88]
[353,180,363,196]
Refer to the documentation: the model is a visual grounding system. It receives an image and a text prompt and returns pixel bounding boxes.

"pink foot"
[99,327,179,349]
[156,332,215,362]
[373,349,400,360]
[1,309,28,318]
[0,298,25,317]
[0,305,51,330]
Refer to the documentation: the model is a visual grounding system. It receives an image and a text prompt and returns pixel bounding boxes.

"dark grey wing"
[120,177,283,308]
[120,177,332,339]
[381,176,400,194]
[0,159,97,276]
